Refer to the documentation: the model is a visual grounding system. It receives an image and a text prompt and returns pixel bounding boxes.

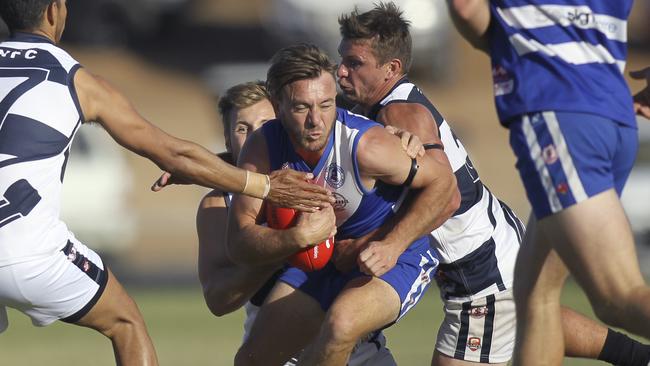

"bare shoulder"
[376,102,436,126]
[356,125,397,165]
[73,68,124,123]
[377,102,440,142]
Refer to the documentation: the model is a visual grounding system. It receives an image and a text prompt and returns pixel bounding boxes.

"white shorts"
[436,289,516,363]
[0,237,108,330]
[242,302,396,366]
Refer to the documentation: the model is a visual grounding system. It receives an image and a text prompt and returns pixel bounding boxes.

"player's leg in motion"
[75,269,158,366]
[235,282,325,366]
[512,217,568,366]
[542,190,650,338]
[298,277,400,366]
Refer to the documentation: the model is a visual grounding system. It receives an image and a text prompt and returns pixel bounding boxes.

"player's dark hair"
[339,1,412,73]
[266,43,337,101]
[218,81,270,134]
[0,0,55,32]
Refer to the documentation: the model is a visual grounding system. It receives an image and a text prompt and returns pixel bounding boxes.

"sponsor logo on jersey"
[469,305,488,319]
[325,163,345,188]
[332,192,349,211]
[468,337,482,351]
[542,144,558,165]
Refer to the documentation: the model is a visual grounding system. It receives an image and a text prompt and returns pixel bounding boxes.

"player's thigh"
[513,216,568,300]
[0,239,109,328]
[326,276,401,339]
[434,290,515,365]
[242,281,325,361]
[74,267,145,334]
[538,189,644,300]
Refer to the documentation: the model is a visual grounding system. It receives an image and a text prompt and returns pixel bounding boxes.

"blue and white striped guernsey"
[488,0,635,127]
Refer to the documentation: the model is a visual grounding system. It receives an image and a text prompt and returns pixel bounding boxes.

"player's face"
[276,73,337,155]
[226,99,275,160]
[337,39,390,107]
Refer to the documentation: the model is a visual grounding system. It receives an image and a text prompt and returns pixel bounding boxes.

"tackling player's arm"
[196,189,279,317]
[227,130,336,266]
[375,103,460,248]
[446,0,491,52]
[355,125,459,276]
[73,68,332,210]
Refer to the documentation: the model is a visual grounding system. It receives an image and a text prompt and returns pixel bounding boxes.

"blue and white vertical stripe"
[488,0,636,128]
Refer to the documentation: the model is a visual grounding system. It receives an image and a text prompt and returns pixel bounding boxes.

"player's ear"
[386,58,402,79]
[44,1,57,27]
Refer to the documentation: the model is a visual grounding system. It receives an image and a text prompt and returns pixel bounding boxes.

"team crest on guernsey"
[67,247,77,261]
[542,144,558,165]
[332,192,349,211]
[325,163,345,188]
[469,305,488,319]
[467,337,482,351]
[492,65,513,96]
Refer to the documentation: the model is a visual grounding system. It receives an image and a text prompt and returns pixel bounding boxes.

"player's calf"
[76,269,158,366]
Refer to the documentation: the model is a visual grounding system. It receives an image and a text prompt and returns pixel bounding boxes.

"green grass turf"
[0,280,618,365]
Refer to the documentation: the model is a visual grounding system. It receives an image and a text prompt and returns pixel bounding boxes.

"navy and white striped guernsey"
[488,0,635,127]
[0,33,84,266]
[368,78,522,302]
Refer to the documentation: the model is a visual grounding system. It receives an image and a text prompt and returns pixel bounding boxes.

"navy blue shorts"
[279,236,439,322]
[509,111,637,219]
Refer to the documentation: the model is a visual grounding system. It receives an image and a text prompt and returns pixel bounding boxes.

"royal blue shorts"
[509,111,638,219]
[279,236,439,323]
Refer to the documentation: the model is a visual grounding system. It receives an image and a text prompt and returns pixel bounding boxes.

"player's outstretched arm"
[73,68,332,210]
[631,67,650,119]
[196,190,280,316]
[356,126,460,276]
[446,0,491,52]
[227,130,337,266]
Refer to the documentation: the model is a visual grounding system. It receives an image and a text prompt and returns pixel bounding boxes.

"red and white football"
[265,204,334,272]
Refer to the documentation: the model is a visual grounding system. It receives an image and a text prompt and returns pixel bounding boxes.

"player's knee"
[322,309,364,348]
[591,290,638,329]
[98,307,148,340]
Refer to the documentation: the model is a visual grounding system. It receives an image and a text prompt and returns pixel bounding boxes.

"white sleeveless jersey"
[0,33,83,266]
[368,79,523,301]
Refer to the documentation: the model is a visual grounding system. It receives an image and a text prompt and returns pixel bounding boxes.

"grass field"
[0,280,616,365]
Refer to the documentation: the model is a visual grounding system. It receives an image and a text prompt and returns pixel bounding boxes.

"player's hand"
[357,239,403,277]
[630,67,650,119]
[267,169,335,212]
[293,204,337,248]
[150,171,190,191]
[385,125,425,158]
